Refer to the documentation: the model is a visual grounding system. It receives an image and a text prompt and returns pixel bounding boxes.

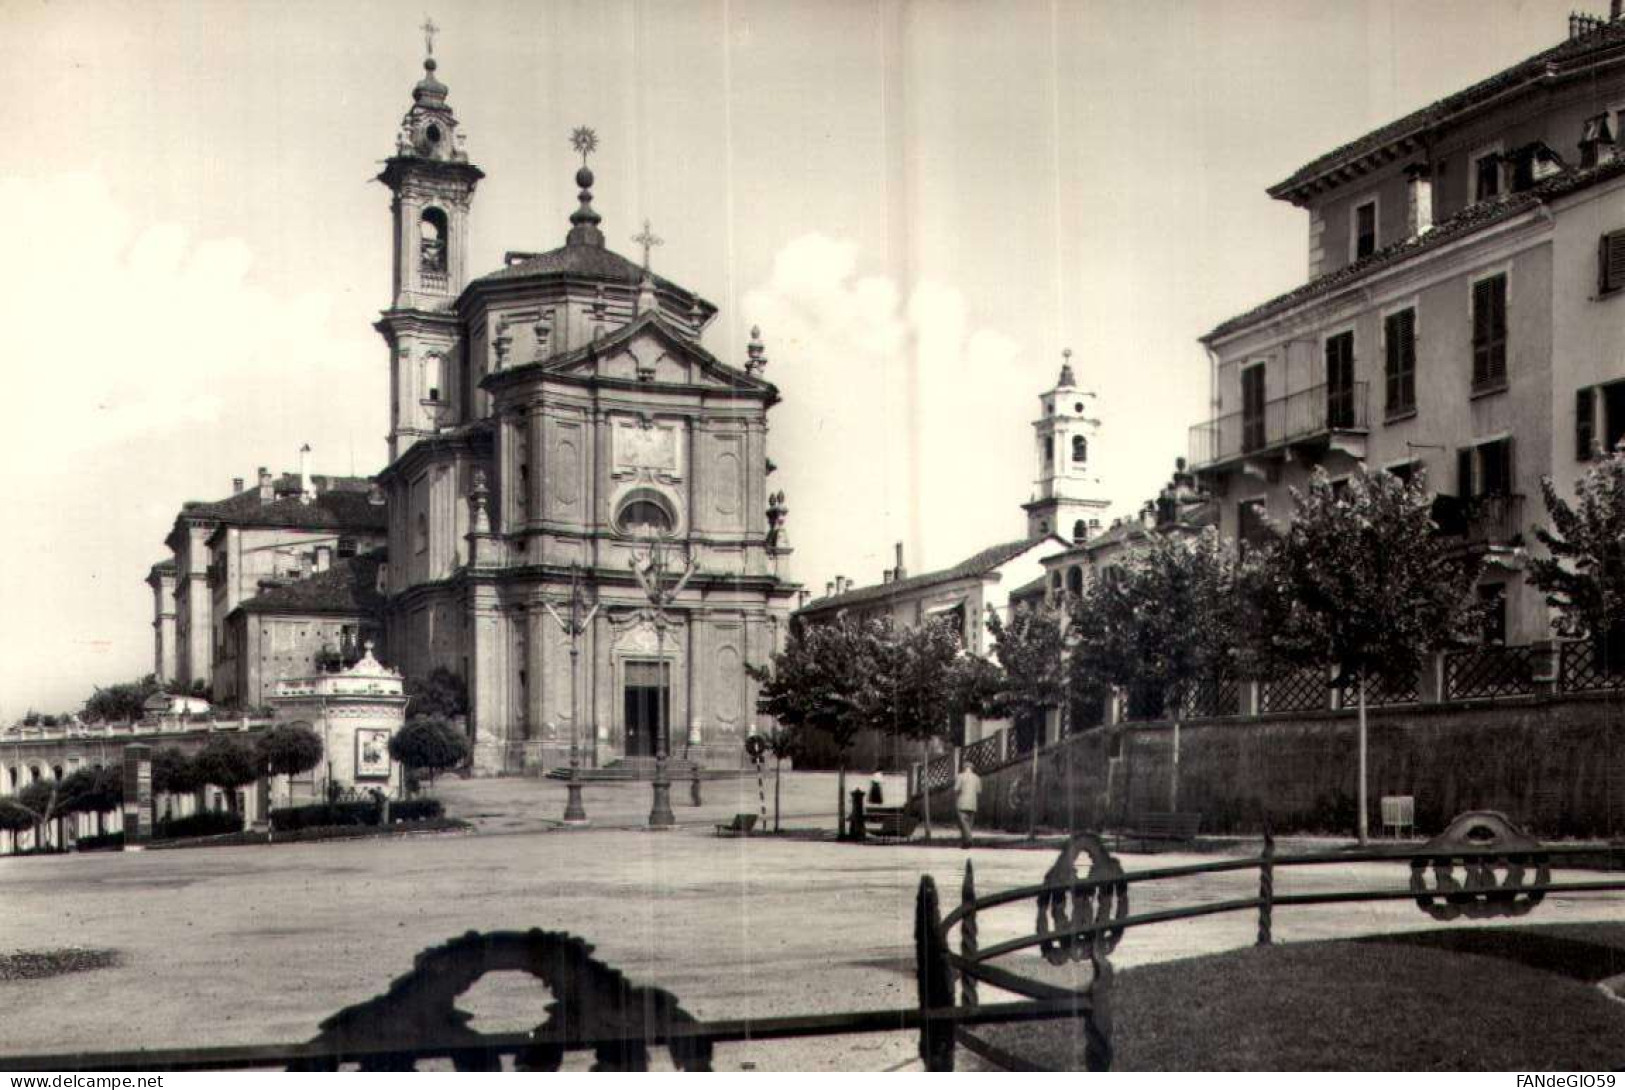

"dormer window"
[1352,200,1377,260]
[1473,150,1503,202]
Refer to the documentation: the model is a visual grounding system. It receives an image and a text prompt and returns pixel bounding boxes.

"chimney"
[258,466,274,505]
[893,542,906,581]
[298,444,315,505]
[825,580,835,599]
[882,569,894,584]
[231,477,244,495]
[1405,164,1433,237]
[367,481,386,506]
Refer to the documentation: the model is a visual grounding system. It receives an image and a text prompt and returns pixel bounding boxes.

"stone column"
[122,744,153,851]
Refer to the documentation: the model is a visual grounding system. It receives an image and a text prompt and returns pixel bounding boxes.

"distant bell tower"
[1022,349,1109,542]
[377,19,484,460]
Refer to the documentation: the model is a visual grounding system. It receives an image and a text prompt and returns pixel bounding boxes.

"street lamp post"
[541,563,599,825]
[629,535,698,829]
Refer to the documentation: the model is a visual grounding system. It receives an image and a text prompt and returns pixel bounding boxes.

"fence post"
[914,876,955,1072]
[960,861,978,1008]
[1256,821,1275,947]
[1532,640,1560,696]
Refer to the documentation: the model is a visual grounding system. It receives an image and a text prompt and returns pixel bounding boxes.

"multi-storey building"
[152,466,386,693]
[372,48,797,773]
[1189,12,1625,645]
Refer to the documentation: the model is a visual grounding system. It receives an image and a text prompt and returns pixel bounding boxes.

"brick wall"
[937,692,1625,838]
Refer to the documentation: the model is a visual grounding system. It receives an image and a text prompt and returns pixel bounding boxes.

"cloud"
[0,174,378,717]
[742,233,1029,592]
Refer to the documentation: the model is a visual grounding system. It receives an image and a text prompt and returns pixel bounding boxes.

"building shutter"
[1601,230,1625,294]
[1384,309,1416,415]
[1577,386,1597,460]
[1472,275,1507,388]
[1457,447,1475,499]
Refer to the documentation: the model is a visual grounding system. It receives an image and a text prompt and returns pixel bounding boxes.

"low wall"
[927,691,1625,838]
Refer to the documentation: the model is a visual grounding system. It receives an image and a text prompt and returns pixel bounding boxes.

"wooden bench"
[863,806,919,842]
[713,813,758,838]
[1116,812,1202,852]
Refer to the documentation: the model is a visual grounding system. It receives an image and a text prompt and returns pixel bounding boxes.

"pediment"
[542,314,770,393]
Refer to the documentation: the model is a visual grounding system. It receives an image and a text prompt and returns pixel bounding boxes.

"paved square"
[1,774,1620,1070]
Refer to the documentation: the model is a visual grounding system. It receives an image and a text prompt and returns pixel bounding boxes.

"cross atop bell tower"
[1022,348,1109,542]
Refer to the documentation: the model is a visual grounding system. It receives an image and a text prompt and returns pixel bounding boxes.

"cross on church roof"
[421,15,439,57]
[633,218,664,271]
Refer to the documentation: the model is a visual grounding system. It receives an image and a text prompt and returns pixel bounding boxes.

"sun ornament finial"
[571,126,599,166]
[421,16,439,57]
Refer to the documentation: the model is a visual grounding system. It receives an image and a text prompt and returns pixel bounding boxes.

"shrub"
[76,832,125,852]
[156,811,243,839]
[270,801,381,832]
[387,798,444,823]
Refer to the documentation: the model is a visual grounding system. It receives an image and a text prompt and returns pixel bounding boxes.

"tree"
[256,724,324,810]
[16,779,67,849]
[82,675,162,724]
[749,615,890,832]
[405,667,470,720]
[257,725,323,778]
[58,766,123,836]
[193,737,260,813]
[761,725,798,833]
[1260,467,1483,842]
[1528,442,1625,668]
[388,716,470,789]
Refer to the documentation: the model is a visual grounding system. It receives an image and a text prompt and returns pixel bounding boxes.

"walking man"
[954,762,982,849]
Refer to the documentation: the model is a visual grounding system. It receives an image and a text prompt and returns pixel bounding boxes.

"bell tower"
[377,20,484,460]
[1022,349,1109,542]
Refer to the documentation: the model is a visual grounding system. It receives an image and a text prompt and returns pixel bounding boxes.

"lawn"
[972,924,1625,1070]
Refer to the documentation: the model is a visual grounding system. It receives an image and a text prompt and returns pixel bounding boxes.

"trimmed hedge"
[75,832,125,852]
[270,798,443,831]
[271,801,379,831]
[157,811,244,839]
[389,798,444,823]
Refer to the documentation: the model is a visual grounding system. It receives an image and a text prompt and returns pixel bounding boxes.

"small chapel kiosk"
[268,646,410,798]
[372,36,798,775]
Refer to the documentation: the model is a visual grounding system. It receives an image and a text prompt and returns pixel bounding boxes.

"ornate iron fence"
[1444,644,1543,700]
[1261,666,1327,713]
[1559,639,1625,693]
[1176,675,1241,719]
[924,752,957,792]
[959,732,1004,775]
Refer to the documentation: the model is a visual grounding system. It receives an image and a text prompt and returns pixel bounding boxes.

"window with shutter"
[1480,438,1513,496]
[1384,308,1417,417]
[1241,364,1266,453]
[1354,201,1377,260]
[1599,230,1625,294]
[1456,447,1475,499]
[1325,332,1355,429]
[1475,153,1502,201]
[1577,387,1597,460]
[1471,274,1508,393]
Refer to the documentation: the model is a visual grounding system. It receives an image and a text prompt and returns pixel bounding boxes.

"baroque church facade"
[373,49,797,773]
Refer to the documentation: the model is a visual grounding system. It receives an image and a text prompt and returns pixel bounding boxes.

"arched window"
[1045,436,1054,465]
[1072,435,1088,463]
[419,208,449,274]
[615,490,677,538]
[1072,519,1088,543]
[1066,566,1084,597]
[1049,571,1062,593]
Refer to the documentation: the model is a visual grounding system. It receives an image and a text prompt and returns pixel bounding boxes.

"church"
[147,39,800,775]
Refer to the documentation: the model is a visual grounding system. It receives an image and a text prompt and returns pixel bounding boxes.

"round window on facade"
[615,491,677,538]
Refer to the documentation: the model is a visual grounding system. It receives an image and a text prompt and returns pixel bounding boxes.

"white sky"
[0,0,1589,716]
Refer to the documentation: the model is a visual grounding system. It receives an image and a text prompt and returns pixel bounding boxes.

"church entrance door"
[623,661,671,758]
